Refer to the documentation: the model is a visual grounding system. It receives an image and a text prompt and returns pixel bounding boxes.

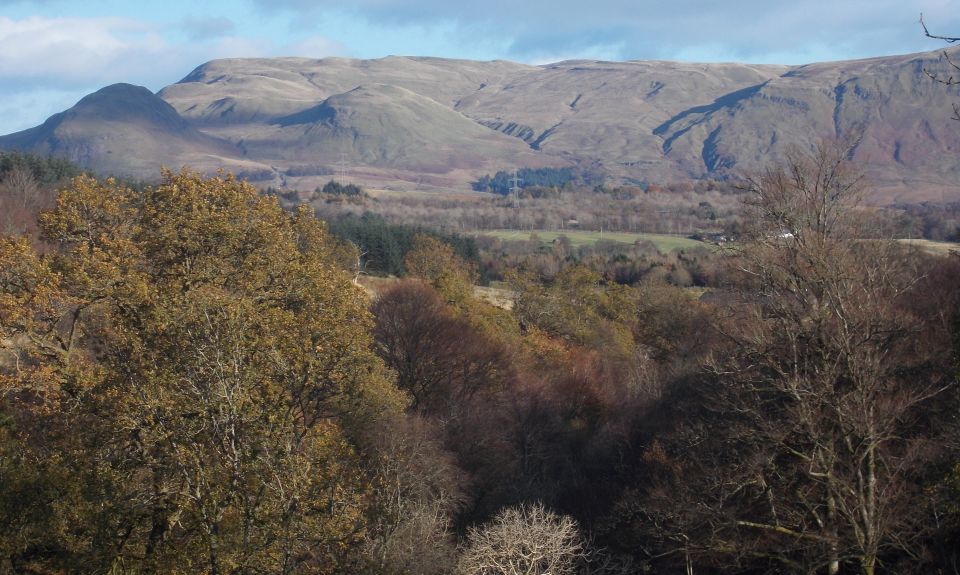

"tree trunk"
[827,490,839,575]
[143,469,167,574]
[209,523,221,575]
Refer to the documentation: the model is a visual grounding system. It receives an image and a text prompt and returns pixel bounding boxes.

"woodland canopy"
[1,144,959,575]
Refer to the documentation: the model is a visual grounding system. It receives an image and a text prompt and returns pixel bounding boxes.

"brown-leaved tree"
[0,170,405,574]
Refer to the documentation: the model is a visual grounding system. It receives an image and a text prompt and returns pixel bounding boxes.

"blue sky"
[1,0,958,135]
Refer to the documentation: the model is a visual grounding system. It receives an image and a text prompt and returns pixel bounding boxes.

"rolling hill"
[2,49,960,202]
[0,84,250,177]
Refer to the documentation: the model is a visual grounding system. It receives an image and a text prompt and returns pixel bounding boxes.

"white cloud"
[0,15,347,88]
[256,0,960,63]
[0,16,162,84]
[0,15,346,135]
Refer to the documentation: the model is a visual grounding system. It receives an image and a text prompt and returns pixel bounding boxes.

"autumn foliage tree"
[0,170,405,573]
[372,280,510,412]
[404,233,477,306]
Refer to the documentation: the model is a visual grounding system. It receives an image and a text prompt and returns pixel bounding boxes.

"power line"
[337,153,348,185]
[509,170,523,208]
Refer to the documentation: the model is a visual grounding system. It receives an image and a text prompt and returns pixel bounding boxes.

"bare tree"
[668,139,955,574]
[363,416,464,575]
[0,165,42,235]
[458,502,584,575]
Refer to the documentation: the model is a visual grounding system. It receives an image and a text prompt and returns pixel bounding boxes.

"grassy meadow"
[473,229,706,251]
[897,238,960,255]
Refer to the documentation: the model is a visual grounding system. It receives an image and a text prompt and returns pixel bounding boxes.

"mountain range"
[3,49,960,203]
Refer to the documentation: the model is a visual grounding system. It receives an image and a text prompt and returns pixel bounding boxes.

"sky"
[1,0,959,135]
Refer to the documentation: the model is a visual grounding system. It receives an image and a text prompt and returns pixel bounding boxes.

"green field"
[473,229,707,252]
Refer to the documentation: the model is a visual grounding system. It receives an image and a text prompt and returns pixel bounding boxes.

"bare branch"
[921,13,960,43]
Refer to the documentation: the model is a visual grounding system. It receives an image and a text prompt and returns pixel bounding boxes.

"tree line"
[471,167,596,194]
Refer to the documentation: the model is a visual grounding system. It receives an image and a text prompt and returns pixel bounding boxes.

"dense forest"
[324,212,482,279]
[0,142,959,574]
